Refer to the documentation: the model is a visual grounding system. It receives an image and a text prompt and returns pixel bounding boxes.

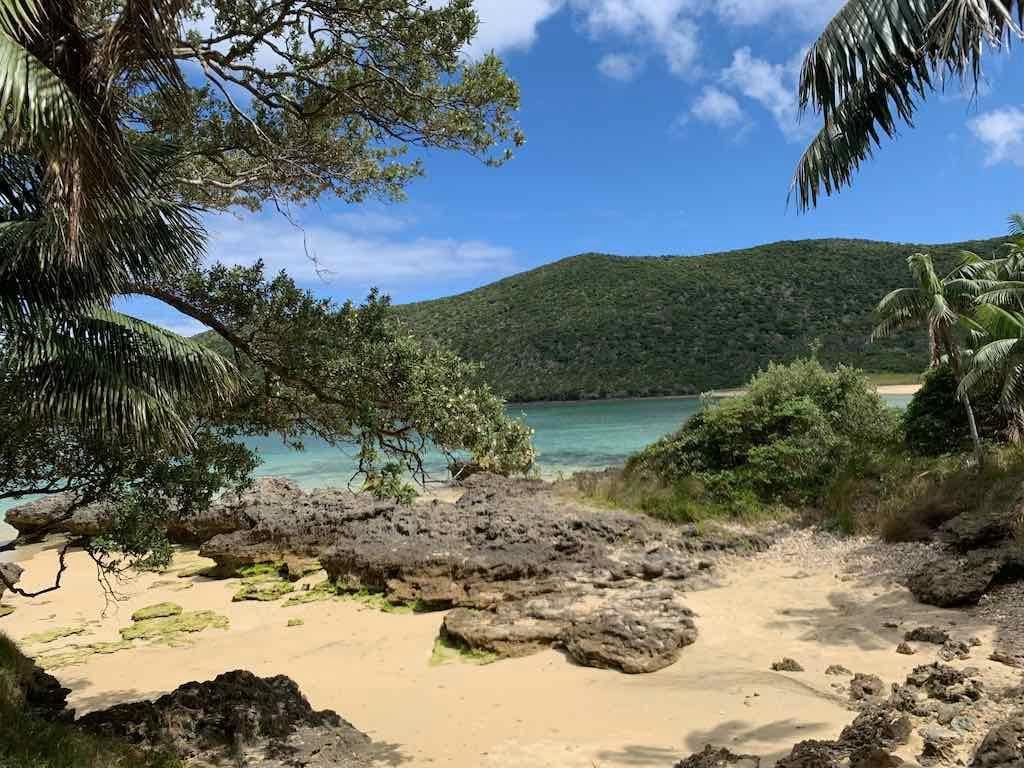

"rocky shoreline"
[5,474,770,674]
[3,475,1023,767]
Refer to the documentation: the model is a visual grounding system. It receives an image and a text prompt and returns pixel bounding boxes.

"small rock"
[826,664,853,676]
[674,745,761,768]
[850,673,886,702]
[882,621,901,629]
[918,724,962,767]
[989,651,1022,669]
[939,640,971,661]
[850,748,904,768]
[897,642,916,655]
[950,716,975,733]
[905,626,950,645]
[771,658,804,672]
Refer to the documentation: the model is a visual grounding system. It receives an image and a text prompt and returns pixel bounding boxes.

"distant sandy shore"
[0,530,1013,767]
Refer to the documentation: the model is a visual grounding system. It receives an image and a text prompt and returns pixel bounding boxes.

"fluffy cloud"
[573,0,701,76]
[689,85,746,127]
[714,0,844,28]
[969,108,1024,167]
[203,210,518,290]
[464,0,564,54]
[598,52,645,81]
[720,47,810,141]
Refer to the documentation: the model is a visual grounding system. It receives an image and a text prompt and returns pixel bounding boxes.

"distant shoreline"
[508,383,921,407]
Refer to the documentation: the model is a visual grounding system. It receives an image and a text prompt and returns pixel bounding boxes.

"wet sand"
[1,533,1011,768]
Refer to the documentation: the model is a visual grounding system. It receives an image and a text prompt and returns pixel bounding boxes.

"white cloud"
[598,52,645,81]
[714,0,843,28]
[454,0,564,54]
[203,211,518,289]
[720,47,810,141]
[969,107,1024,166]
[572,0,701,76]
[689,85,746,127]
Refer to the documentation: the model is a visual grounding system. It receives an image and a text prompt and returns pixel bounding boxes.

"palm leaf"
[796,0,1024,208]
[4,308,238,447]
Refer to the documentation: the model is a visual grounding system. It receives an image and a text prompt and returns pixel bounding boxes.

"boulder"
[940,508,1021,552]
[77,670,379,767]
[0,562,23,600]
[908,554,1004,608]
[849,674,886,702]
[4,495,78,539]
[918,724,962,767]
[905,626,950,645]
[197,474,751,673]
[839,706,913,752]
[969,711,1024,768]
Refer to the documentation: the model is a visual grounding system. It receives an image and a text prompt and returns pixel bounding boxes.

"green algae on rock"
[23,625,88,645]
[120,610,229,643]
[430,634,498,667]
[36,640,134,670]
[131,603,183,622]
[283,581,339,606]
[232,580,295,602]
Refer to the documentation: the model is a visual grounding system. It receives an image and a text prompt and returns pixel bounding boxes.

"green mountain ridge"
[395,236,1004,402]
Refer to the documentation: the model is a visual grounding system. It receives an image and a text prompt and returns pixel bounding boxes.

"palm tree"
[0,0,235,447]
[792,0,1024,209]
[873,252,985,463]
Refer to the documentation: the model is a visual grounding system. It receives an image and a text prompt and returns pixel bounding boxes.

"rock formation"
[908,505,1024,608]
[77,670,384,767]
[196,473,766,673]
[0,561,23,600]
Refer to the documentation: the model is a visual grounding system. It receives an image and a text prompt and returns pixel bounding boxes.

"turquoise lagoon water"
[0,395,913,538]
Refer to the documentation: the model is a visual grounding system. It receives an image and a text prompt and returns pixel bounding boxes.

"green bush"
[628,359,902,506]
[903,365,1009,456]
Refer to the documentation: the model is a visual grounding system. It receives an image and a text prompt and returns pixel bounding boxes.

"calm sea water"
[0,395,913,538]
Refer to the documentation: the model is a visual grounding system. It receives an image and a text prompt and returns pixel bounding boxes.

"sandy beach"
[1,530,1015,768]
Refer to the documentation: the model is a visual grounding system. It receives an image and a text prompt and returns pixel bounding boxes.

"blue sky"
[139,0,1024,333]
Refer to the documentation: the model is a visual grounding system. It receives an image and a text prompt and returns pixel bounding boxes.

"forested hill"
[396,237,1003,402]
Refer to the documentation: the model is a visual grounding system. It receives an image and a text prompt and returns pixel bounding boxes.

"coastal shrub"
[627,359,902,508]
[873,447,1024,542]
[903,366,1010,456]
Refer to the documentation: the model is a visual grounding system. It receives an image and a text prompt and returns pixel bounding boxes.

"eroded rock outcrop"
[0,562,23,600]
[77,670,381,767]
[908,503,1024,608]
[200,474,766,673]
[4,494,113,542]
[970,710,1024,767]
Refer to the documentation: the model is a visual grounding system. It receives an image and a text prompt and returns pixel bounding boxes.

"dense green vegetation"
[399,237,1001,401]
[0,0,536,598]
[629,359,901,506]
[575,357,1024,539]
[902,366,1009,457]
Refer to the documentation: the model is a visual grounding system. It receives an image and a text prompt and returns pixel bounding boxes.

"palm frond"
[796,0,1024,209]
[970,302,1024,340]
[977,281,1024,307]
[1009,212,1024,237]
[0,29,85,151]
[872,287,929,339]
[4,309,238,447]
